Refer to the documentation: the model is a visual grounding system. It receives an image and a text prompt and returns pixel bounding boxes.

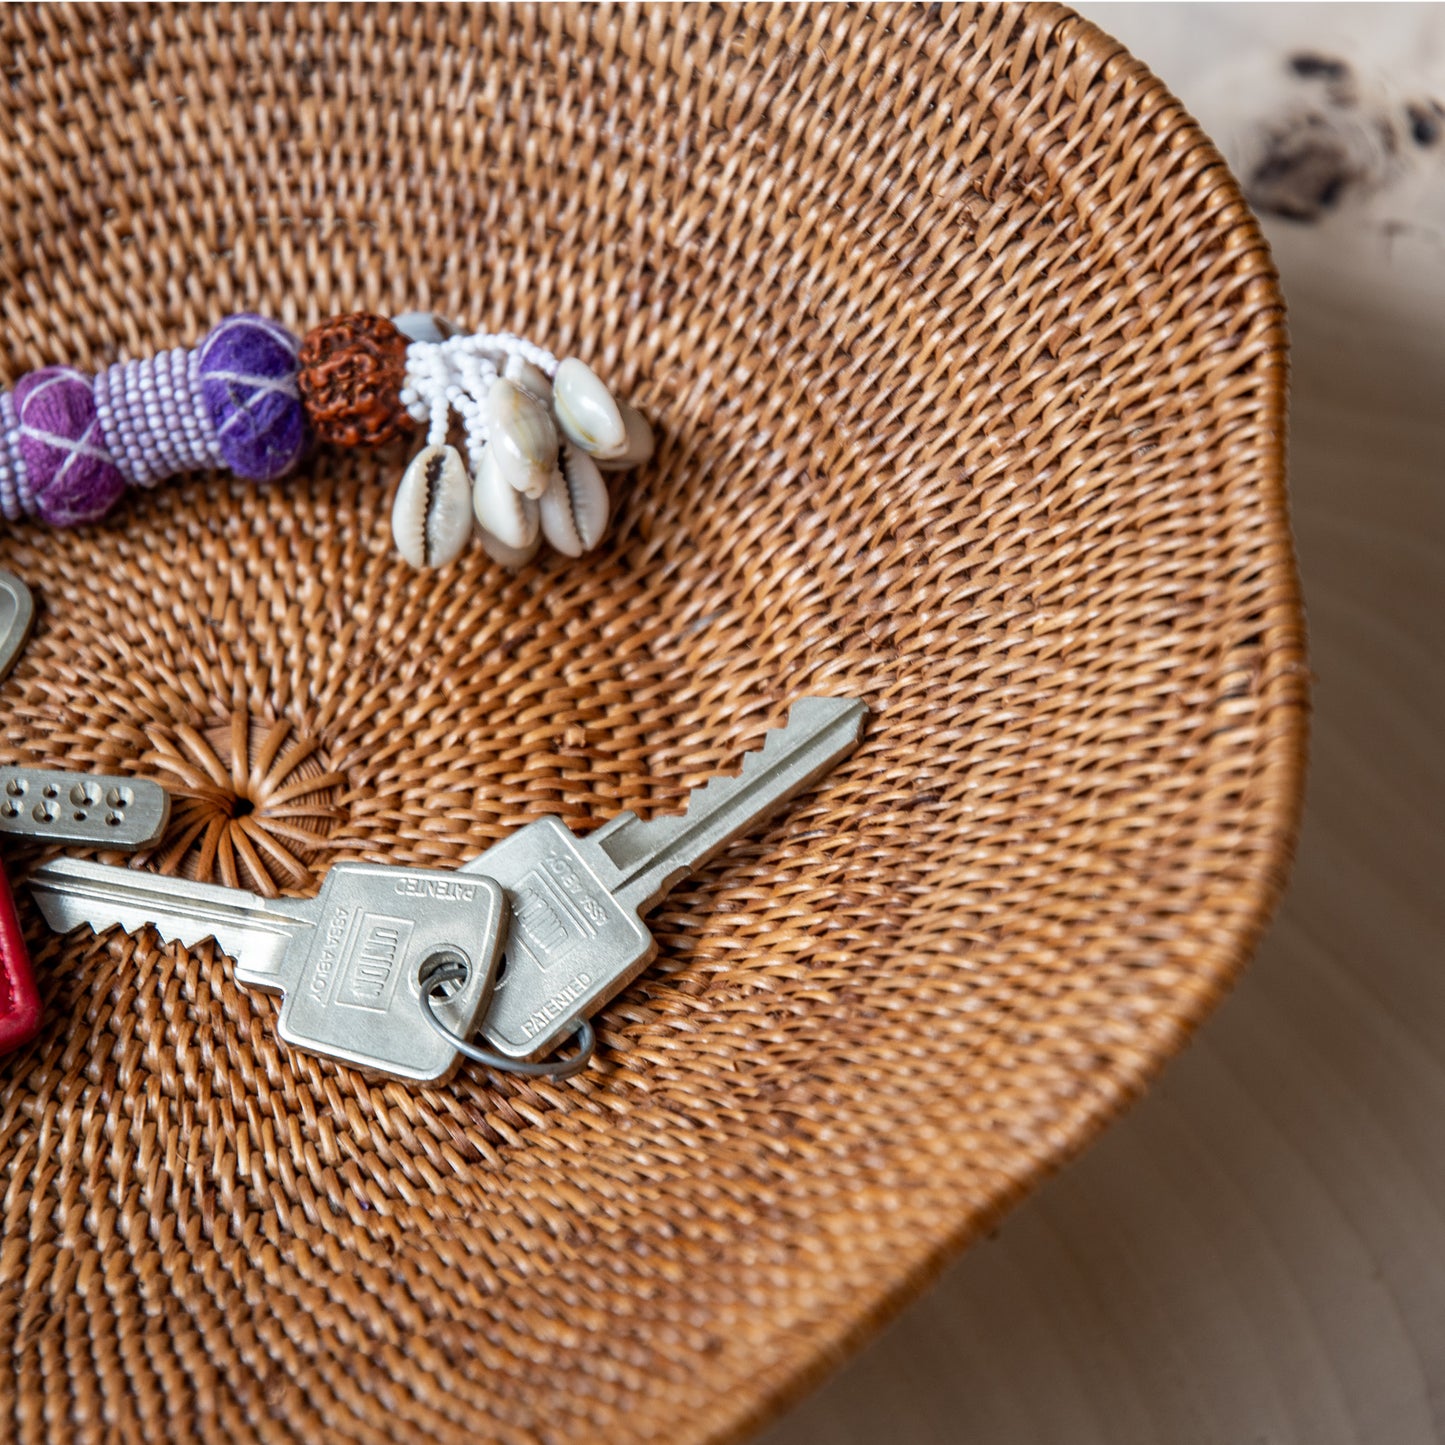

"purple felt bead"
[195,313,308,481]
[13,367,127,526]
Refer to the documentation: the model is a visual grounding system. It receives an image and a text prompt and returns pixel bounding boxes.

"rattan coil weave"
[0,4,1307,1442]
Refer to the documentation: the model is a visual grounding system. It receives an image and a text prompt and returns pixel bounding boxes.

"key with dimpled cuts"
[452,695,866,1063]
[0,568,174,1057]
[0,767,170,849]
[24,858,508,1082]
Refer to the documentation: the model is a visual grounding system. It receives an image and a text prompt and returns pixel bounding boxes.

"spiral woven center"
[143,712,343,894]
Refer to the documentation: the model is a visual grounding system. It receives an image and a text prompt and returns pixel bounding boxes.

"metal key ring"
[419,959,596,1079]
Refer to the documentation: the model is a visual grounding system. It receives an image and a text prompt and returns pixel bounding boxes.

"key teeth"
[30,890,78,935]
[137,920,209,952]
[28,888,114,941]
[33,893,201,953]
[681,697,866,807]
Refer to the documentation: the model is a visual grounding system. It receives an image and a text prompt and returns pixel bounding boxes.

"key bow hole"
[420,951,471,1003]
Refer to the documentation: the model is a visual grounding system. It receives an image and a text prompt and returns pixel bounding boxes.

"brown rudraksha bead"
[297,313,417,448]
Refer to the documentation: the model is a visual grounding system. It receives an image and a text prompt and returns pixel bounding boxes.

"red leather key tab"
[0,856,41,1054]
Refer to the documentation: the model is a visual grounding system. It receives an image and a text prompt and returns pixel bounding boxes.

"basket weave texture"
[0,4,1306,1442]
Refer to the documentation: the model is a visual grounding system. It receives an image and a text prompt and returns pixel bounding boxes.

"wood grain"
[761,5,1445,1442]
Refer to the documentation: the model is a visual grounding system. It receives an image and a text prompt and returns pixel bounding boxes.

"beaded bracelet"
[0,310,654,568]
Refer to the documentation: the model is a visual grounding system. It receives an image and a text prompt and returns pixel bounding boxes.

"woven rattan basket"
[0,4,1306,1441]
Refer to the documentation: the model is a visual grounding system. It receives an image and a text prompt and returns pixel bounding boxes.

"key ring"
[419,959,597,1079]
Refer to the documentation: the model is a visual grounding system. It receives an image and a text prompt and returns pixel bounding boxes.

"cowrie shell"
[504,353,554,407]
[391,311,463,344]
[391,444,473,569]
[477,527,542,570]
[486,378,558,498]
[596,400,654,471]
[553,358,626,459]
[472,446,541,550]
[540,444,610,558]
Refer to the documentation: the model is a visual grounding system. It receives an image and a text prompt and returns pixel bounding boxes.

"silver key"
[26,858,508,1081]
[0,768,170,850]
[0,572,169,852]
[0,571,35,684]
[458,695,866,1062]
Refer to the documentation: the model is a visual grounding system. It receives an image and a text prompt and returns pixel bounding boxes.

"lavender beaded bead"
[13,367,127,526]
[195,313,308,481]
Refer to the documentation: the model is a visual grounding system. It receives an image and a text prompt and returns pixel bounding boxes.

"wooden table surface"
[762,6,1445,1442]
